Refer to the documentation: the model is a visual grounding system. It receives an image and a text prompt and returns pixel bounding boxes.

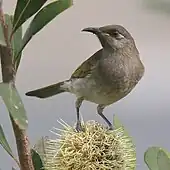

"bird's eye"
[112,31,119,37]
[112,31,124,39]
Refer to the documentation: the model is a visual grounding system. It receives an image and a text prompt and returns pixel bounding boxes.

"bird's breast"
[66,54,144,105]
[97,53,144,90]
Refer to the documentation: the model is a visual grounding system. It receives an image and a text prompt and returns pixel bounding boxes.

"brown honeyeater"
[26,25,145,132]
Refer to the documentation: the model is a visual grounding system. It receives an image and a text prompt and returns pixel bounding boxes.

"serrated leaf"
[33,136,49,166]
[0,125,20,167]
[144,146,160,170]
[113,114,129,136]
[0,83,28,130]
[33,137,48,157]
[113,114,123,129]
[12,0,48,34]
[157,149,170,170]
[166,151,170,158]
[31,149,44,170]
[113,114,136,168]
[14,0,73,63]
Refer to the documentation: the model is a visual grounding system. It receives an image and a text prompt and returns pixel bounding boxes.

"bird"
[26,25,145,132]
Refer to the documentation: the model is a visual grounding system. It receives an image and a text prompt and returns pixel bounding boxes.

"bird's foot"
[75,121,84,132]
[108,124,114,130]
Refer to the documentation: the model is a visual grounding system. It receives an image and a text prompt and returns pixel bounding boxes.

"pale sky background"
[1,0,170,169]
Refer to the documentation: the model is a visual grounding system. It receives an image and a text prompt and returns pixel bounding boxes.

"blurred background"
[1,0,170,169]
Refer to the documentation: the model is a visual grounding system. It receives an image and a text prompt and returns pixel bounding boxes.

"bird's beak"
[82,27,101,34]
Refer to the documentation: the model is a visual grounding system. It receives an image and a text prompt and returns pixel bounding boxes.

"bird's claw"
[108,125,114,130]
[75,121,84,132]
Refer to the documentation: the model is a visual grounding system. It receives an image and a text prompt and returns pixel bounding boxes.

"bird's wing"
[71,49,103,79]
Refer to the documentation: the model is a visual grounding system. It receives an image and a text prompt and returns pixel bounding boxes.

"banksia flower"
[35,120,136,170]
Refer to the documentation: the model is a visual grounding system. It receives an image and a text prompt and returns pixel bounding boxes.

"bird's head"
[82,25,135,50]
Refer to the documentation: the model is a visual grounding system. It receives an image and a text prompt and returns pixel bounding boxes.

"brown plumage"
[26,25,145,132]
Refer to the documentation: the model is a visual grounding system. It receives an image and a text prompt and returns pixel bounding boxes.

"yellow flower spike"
[36,120,136,170]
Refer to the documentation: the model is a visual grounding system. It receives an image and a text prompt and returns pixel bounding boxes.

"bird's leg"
[97,104,113,130]
[75,97,84,132]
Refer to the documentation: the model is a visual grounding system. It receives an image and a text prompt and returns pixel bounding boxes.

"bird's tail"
[25,81,66,98]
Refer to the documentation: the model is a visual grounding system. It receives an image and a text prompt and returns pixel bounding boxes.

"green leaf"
[113,114,136,168]
[113,114,129,136]
[113,114,123,129]
[14,0,73,62]
[144,147,170,170]
[144,146,160,170]
[0,124,13,157]
[157,149,170,170]
[0,125,20,167]
[33,136,56,168]
[6,15,22,57]
[0,83,28,130]
[10,18,23,71]
[12,0,48,34]
[31,149,44,170]
[33,137,48,156]
[12,25,22,71]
